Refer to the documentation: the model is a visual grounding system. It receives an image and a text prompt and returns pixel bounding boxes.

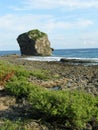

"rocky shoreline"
[0,55,98,130]
[60,58,98,65]
[0,54,98,95]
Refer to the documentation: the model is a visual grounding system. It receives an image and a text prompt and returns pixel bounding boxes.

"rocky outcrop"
[17,29,53,56]
[60,58,95,64]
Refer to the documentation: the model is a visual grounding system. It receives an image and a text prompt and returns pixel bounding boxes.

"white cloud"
[76,19,93,27]
[43,19,93,32]
[0,14,53,32]
[83,40,96,46]
[11,0,98,11]
[0,14,93,32]
[77,31,98,48]
[0,13,96,50]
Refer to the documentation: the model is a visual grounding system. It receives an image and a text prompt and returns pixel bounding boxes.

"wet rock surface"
[60,58,94,63]
[60,58,98,66]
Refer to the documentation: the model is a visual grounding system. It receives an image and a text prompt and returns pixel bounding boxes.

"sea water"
[0,48,98,64]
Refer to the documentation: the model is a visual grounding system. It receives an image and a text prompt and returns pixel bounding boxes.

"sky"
[0,0,98,50]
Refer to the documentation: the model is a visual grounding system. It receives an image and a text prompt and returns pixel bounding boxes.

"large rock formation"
[17,29,53,56]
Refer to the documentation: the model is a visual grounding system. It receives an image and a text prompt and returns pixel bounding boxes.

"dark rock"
[60,58,94,64]
[17,29,53,56]
[93,123,98,130]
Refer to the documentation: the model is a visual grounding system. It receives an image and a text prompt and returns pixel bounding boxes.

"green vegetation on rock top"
[27,29,46,40]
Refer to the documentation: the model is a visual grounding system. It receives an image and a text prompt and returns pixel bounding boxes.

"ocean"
[0,48,98,64]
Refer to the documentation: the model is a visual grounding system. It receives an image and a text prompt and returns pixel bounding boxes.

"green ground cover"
[0,61,98,130]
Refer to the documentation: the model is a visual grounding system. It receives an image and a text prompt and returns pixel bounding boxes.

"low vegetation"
[0,120,26,130]
[28,29,46,40]
[0,60,98,129]
[29,89,98,129]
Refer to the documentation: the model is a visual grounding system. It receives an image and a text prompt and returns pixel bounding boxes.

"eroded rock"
[17,29,53,56]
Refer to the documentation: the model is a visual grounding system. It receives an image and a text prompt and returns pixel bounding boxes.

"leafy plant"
[29,90,98,129]
[6,80,31,97]
[0,61,15,85]
[0,120,26,130]
[30,69,51,80]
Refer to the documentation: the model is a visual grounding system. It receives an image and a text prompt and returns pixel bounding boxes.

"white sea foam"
[22,56,98,64]
[22,56,62,61]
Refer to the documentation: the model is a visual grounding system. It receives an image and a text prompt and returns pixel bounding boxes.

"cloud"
[0,13,96,50]
[0,14,53,32]
[75,19,93,27]
[11,0,98,11]
[83,40,96,45]
[0,14,93,32]
[77,31,98,48]
[43,19,93,32]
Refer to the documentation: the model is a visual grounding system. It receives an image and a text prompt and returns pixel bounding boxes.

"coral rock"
[17,29,53,56]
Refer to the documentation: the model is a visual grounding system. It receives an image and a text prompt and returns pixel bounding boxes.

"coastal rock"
[60,58,94,64]
[17,29,53,56]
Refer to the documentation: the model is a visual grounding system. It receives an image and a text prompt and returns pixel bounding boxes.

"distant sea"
[0,48,98,64]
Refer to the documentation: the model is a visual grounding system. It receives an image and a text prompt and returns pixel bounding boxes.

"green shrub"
[0,120,26,130]
[30,69,50,80]
[5,75,43,98]
[6,80,31,97]
[0,61,15,85]
[0,61,29,81]
[30,69,59,80]
[14,65,30,78]
[29,90,98,129]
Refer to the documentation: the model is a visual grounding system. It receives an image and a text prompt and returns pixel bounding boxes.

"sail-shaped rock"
[17,29,53,56]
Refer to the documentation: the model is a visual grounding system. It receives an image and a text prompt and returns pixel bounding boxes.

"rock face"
[17,29,53,56]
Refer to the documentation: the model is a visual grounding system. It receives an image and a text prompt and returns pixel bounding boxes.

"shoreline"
[1,53,98,65]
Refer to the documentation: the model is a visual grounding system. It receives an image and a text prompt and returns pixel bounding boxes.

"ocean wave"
[22,56,62,61]
[22,56,98,63]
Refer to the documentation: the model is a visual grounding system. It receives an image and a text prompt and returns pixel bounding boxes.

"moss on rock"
[28,29,46,40]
